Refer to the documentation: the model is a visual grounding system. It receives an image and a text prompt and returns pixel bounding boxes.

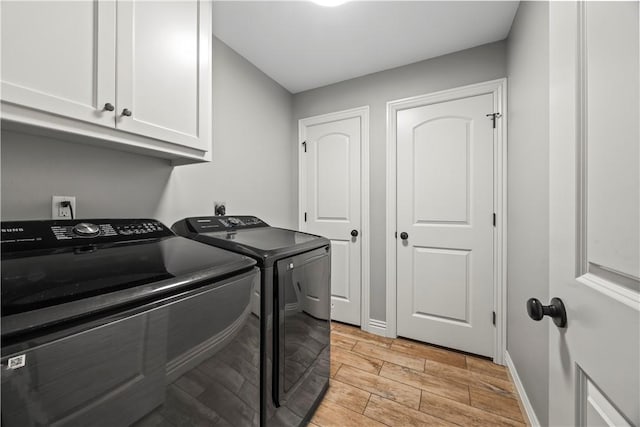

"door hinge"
[304,212,307,222]
[492,311,496,325]
[302,141,307,153]
[486,113,502,129]
[395,231,397,239]
[493,213,496,227]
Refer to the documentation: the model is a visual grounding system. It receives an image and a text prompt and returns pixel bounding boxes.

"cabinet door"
[116,0,211,151]
[1,0,116,127]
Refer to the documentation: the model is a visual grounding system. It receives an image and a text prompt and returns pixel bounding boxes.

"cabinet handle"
[103,103,115,111]
[122,108,132,117]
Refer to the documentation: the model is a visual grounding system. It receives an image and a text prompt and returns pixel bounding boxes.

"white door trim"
[298,106,371,331]
[386,79,507,364]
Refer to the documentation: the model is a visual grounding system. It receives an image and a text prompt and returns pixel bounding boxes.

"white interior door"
[301,114,362,326]
[548,2,639,425]
[116,0,210,150]
[1,0,116,127]
[396,93,495,357]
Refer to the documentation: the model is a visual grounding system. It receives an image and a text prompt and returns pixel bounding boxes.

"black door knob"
[122,108,132,117]
[103,102,115,111]
[351,230,358,237]
[400,232,408,240]
[526,297,567,328]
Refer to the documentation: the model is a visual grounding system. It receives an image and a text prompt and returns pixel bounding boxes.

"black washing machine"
[1,218,262,426]
[172,216,331,427]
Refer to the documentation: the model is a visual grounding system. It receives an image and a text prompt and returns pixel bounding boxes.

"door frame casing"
[298,106,371,330]
[385,79,507,364]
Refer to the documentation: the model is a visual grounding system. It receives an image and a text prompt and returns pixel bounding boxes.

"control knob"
[73,222,100,237]
[228,217,241,226]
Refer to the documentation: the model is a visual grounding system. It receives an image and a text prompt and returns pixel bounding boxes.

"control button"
[73,223,100,237]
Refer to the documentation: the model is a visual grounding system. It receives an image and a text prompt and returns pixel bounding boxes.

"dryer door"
[273,246,330,408]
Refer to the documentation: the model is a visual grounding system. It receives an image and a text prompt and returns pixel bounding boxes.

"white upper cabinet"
[1,1,116,127]
[116,1,210,151]
[0,0,212,163]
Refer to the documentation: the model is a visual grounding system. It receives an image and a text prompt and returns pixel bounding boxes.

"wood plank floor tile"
[363,394,456,427]
[330,362,341,378]
[420,390,526,427]
[331,334,357,350]
[379,362,470,405]
[392,339,467,369]
[318,324,527,425]
[469,386,525,422]
[323,379,371,414]
[335,364,422,409]
[466,356,510,381]
[332,323,393,348]
[311,399,387,427]
[330,346,384,374]
[424,359,515,396]
[352,341,425,372]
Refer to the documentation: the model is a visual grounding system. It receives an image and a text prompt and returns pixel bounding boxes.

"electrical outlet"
[52,196,76,219]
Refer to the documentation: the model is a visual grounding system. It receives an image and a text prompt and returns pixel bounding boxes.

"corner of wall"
[505,1,551,425]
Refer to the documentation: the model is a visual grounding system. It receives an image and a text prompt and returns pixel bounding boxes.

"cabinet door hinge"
[492,311,496,325]
[395,231,397,239]
[493,213,496,227]
[486,113,502,129]
[302,141,307,152]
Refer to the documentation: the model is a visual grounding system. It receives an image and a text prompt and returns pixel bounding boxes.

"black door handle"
[400,232,408,240]
[351,230,358,237]
[527,297,567,328]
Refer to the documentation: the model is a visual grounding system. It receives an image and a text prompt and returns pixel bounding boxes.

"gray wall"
[1,38,295,229]
[293,41,507,321]
[506,2,549,425]
[154,37,295,227]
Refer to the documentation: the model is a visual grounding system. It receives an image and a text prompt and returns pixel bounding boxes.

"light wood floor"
[310,322,527,427]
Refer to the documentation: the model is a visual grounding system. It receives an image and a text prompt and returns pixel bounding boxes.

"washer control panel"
[186,216,267,233]
[114,221,165,236]
[1,219,173,251]
[50,220,166,240]
[218,216,263,228]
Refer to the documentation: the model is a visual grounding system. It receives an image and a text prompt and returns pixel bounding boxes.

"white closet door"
[302,116,362,326]
[396,93,495,357]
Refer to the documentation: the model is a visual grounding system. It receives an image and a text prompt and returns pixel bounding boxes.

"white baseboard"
[504,351,541,427]
[366,319,387,337]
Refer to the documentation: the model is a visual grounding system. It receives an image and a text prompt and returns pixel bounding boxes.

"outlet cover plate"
[52,196,76,219]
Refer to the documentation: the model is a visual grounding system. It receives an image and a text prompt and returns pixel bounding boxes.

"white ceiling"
[212,1,519,93]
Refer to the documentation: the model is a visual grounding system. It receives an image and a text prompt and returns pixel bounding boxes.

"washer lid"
[172,216,331,267]
[2,235,255,319]
[193,228,329,267]
[209,227,320,250]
